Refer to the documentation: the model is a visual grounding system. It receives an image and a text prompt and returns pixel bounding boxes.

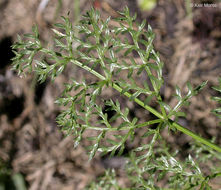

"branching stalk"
[71,58,221,153]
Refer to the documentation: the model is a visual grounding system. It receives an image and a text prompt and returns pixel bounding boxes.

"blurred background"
[0,0,220,189]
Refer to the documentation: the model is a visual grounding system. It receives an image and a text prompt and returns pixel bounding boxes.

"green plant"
[211,78,221,123]
[0,160,27,190]
[11,7,221,189]
[138,0,157,11]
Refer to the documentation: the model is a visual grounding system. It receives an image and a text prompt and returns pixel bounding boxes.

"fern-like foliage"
[12,7,166,159]
[86,169,124,190]
[126,137,221,189]
[12,7,221,189]
[211,78,221,123]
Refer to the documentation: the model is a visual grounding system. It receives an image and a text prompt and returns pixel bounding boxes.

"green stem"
[171,121,221,153]
[71,59,106,80]
[83,119,162,131]
[112,83,164,119]
[70,59,221,153]
[136,119,162,128]
[74,0,80,24]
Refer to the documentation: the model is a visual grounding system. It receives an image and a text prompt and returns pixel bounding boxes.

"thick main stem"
[71,59,221,153]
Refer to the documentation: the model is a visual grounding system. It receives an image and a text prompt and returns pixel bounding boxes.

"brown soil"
[0,0,220,189]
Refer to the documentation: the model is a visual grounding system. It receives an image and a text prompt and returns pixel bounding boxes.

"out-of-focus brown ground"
[0,0,220,189]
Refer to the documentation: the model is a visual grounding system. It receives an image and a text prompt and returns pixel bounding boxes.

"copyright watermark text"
[190,3,218,8]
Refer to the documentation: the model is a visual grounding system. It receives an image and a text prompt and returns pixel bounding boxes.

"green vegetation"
[12,7,221,189]
[0,160,26,190]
